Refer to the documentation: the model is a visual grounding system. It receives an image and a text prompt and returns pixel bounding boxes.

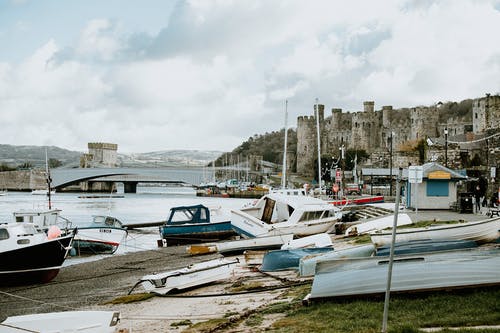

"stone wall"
[0,170,47,190]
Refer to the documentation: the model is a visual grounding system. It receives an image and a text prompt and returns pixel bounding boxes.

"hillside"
[0,145,224,169]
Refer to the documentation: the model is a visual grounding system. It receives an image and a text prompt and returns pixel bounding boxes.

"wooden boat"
[73,215,128,254]
[375,239,478,256]
[309,248,500,299]
[298,244,376,277]
[138,258,239,295]
[216,234,294,256]
[159,204,235,245]
[0,311,119,332]
[230,193,342,238]
[344,213,413,236]
[260,247,333,271]
[370,217,500,246]
[0,223,75,285]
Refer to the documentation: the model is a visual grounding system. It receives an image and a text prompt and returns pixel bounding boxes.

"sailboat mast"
[45,148,52,210]
[315,98,322,191]
[281,100,288,189]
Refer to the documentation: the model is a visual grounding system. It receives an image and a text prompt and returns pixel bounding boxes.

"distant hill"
[0,144,224,169]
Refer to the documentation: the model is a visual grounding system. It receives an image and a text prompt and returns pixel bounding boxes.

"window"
[426,180,449,197]
[0,228,9,240]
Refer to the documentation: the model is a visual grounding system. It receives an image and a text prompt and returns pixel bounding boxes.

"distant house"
[406,162,467,210]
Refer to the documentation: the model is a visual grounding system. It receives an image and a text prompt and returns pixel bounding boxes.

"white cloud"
[1,0,500,152]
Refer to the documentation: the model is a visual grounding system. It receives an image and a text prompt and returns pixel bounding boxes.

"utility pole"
[444,128,448,168]
[315,98,322,192]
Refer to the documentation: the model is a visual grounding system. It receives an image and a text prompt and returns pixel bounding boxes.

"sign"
[408,166,423,184]
[335,169,342,182]
[428,170,451,180]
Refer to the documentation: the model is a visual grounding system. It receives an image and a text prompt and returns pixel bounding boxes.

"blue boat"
[159,204,235,245]
[260,247,333,271]
[375,239,478,257]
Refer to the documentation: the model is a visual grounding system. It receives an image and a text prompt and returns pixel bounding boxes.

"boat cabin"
[166,205,211,225]
[0,223,46,252]
[12,210,69,231]
[90,215,124,228]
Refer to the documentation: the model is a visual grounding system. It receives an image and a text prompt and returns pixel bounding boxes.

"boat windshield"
[298,210,330,222]
[168,206,209,224]
[93,216,122,227]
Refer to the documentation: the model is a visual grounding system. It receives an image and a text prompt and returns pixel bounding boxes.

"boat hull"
[0,233,74,285]
[160,221,235,245]
[73,227,127,254]
[310,248,500,299]
[370,217,500,246]
[261,247,333,271]
[140,258,239,295]
[375,239,478,256]
[216,234,294,256]
[1,311,119,333]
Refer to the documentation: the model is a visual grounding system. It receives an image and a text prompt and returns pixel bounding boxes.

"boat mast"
[45,148,52,210]
[315,98,322,191]
[281,100,288,189]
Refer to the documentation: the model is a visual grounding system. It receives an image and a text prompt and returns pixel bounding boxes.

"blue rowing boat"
[260,247,333,271]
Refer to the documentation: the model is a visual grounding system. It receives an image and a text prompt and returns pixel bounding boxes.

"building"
[80,142,118,168]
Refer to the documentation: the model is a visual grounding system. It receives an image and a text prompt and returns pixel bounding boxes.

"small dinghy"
[0,311,120,333]
[137,258,239,295]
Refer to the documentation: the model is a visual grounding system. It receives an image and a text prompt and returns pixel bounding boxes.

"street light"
[444,128,448,167]
[389,131,394,196]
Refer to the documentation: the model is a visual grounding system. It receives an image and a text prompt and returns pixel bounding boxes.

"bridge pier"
[124,182,138,193]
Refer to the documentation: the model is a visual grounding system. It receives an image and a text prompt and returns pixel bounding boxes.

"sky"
[1,0,499,154]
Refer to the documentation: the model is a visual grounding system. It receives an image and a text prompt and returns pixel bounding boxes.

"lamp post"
[389,133,392,196]
[444,128,448,167]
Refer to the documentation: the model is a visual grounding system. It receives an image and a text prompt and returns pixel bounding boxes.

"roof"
[362,163,467,180]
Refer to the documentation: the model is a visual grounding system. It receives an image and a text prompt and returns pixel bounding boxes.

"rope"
[447,131,500,144]
[0,290,75,311]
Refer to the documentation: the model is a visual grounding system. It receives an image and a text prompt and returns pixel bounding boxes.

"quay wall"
[0,170,47,191]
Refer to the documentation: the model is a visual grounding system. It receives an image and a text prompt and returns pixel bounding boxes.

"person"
[491,191,499,208]
[473,185,481,213]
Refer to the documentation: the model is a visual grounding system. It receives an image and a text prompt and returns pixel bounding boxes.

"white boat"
[308,248,500,299]
[0,190,7,196]
[137,258,239,295]
[298,243,376,276]
[0,311,119,333]
[216,233,294,256]
[73,215,128,254]
[31,189,56,195]
[370,217,500,246]
[0,223,75,285]
[344,213,412,236]
[281,233,332,249]
[230,193,342,238]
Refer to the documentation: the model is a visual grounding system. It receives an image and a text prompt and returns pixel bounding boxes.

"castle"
[297,94,500,176]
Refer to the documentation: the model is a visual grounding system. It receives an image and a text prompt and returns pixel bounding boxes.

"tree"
[18,162,34,170]
[48,158,62,168]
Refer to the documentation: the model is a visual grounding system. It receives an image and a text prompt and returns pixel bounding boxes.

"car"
[345,183,360,195]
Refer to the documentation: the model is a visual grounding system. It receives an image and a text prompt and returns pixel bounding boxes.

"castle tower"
[296,104,325,177]
[382,105,393,128]
[364,101,375,112]
[410,107,439,140]
[473,93,500,133]
[81,142,118,168]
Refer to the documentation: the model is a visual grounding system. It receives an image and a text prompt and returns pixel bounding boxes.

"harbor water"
[0,186,253,266]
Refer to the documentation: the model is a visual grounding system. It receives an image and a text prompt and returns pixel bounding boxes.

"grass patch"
[245,313,264,327]
[103,293,154,304]
[402,220,463,229]
[171,319,192,327]
[229,281,265,293]
[352,234,372,244]
[181,318,230,333]
[266,287,500,333]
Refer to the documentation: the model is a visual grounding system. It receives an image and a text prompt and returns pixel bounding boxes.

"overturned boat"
[309,248,500,300]
[216,233,294,256]
[137,258,239,295]
[261,247,334,272]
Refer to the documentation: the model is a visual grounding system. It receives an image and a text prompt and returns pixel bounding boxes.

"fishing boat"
[0,311,120,333]
[31,189,56,195]
[159,204,235,245]
[216,233,294,256]
[374,239,478,256]
[370,217,500,246]
[73,215,128,254]
[0,223,75,285]
[230,192,342,238]
[298,243,376,276]
[136,257,239,295]
[308,248,500,300]
[260,247,333,271]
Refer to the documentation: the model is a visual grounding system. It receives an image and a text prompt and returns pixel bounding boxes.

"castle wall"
[473,94,500,133]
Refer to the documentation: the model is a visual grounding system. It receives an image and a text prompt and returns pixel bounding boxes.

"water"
[0,186,253,265]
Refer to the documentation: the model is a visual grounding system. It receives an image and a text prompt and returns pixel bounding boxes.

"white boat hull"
[216,234,294,256]
[74,227,127,253]
[370,217,500,246]
[345,213,413,236]
[310,248,500,299]
[1,311,119,333]
[140,258,238,295]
